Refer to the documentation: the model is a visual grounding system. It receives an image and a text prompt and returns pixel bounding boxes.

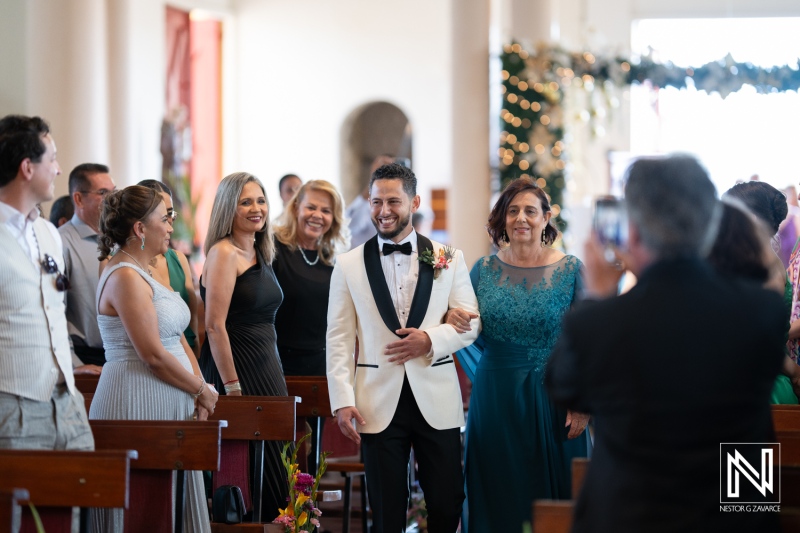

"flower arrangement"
[274,433,331,533]
[418,245,456,280]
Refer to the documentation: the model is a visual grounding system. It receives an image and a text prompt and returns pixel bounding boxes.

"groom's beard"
[372,212,412,241]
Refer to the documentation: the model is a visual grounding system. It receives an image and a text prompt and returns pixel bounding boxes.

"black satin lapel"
[407,234,434,330]
[363,235,403,335]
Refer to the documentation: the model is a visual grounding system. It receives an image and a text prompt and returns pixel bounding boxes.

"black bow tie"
[382,242,413,256]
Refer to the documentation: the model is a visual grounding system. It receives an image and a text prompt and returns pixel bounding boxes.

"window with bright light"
[630,17,800,194]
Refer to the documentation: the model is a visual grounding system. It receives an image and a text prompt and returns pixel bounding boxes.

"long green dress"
[457,255,590,533]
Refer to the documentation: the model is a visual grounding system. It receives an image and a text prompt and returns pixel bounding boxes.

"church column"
[24,0,110,197]
[106,0,165,187]
[449,0,492,266]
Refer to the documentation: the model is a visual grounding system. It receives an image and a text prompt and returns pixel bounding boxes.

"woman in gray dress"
[90,185,218,532]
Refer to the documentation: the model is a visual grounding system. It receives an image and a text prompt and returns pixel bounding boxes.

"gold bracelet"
[192,377,205,399]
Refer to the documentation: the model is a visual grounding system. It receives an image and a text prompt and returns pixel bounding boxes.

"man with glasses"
[59,163,116,369]
[0,114,94,451]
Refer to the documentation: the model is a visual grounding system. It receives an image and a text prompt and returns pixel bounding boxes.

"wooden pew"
[0,449,135,533]
[285,376,332,472]
[285,376,367,533]
[0,489,28,533]
[74,374,100,395]
[532,457,586,533]
[773,405,800,433]
[90,420,225,533]
[208,395,298,530]
[571,457,589,499]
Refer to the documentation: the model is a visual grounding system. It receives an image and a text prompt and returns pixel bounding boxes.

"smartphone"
[593,197,628,257]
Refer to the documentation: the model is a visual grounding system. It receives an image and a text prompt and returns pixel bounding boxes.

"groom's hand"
[336,406,366,444]
[386,328,432,364]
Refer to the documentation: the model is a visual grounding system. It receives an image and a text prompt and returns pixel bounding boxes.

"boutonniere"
[418,245,456,280]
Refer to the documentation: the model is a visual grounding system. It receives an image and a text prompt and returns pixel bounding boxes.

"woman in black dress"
[272,179,348,376]
[198,172,288,517]
[272,180,348,469]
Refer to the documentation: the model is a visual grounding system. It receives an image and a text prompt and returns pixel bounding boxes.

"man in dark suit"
[546,155,785,532]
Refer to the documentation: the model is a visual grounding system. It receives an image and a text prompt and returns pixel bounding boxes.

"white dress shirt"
[377,230,419,329]
[0,201,61,270]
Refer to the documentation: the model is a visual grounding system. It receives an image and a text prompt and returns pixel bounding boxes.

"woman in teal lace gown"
[455,178,590,533]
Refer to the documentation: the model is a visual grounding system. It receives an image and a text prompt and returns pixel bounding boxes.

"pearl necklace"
[298,247,320,266]
[118,249,152,275]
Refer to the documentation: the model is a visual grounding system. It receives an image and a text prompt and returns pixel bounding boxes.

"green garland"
[499,42,800,229]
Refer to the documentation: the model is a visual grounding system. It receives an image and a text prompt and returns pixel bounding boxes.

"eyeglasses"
[166,209,179,223]
[79,189,114,197]
[41,254,71,291]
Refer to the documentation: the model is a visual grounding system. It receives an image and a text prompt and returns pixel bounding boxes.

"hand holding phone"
[593,197,628,263]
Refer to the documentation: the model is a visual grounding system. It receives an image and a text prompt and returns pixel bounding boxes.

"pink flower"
[311,518,320,527]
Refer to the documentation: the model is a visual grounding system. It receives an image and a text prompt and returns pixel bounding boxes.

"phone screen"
[594,197,628,250]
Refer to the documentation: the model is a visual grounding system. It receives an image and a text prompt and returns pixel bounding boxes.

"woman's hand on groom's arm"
[444,308,479,333]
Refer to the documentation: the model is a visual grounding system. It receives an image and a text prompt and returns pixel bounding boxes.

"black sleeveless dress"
[199,258,288,518]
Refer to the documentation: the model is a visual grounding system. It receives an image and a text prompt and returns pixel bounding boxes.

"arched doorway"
[340,101,412,205]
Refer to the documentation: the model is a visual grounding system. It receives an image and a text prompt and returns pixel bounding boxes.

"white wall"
[230,0,454,216]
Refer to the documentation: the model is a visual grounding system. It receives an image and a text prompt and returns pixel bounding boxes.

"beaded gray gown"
[89,262,210,533]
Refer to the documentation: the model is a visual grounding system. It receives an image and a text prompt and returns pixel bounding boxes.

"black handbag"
[212,485,245,524]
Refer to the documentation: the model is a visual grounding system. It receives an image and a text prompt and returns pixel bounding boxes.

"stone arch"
[340,101,412,204]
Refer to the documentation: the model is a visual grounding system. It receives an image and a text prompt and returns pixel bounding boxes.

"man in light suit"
[327,163,480,533]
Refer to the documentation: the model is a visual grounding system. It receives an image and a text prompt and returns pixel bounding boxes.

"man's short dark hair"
[49,195,74,226]
[69,163,110,195]
[0,115,51,188]
[279,174,300,193]
[369,163,417,198]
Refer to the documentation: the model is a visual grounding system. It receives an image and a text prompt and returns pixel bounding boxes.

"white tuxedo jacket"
[326,234,480,434]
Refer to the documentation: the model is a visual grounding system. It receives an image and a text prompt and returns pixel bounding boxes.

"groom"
[327,163,480,533]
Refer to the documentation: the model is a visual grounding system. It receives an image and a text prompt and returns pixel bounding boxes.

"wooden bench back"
[209,396,299,441]
[773,407,800,432]
[285,376,332,418]
[571,457,588,498]
[0,489,28,533]
[0,449,135,508]
[90,419,226,470]
[74,374,100,395]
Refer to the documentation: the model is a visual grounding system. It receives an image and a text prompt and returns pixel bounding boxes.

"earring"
[541,228,547,247]
[502,230,509,242]
[141,235,145,250]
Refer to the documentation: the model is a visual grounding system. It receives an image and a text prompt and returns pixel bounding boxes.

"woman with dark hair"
[138,179,199,356]
[723,182,800,404]
[90,185,217,532]
[197,172,288,516]
[454,177,589,533]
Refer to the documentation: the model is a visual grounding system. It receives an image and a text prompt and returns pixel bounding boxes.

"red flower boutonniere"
[418,245,456,280]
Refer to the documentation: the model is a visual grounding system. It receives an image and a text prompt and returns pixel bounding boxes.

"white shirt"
[0,201,61,269]
[377,230,419,329]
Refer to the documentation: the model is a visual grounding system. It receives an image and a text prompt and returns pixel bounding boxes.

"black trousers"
[361,376,465,533]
